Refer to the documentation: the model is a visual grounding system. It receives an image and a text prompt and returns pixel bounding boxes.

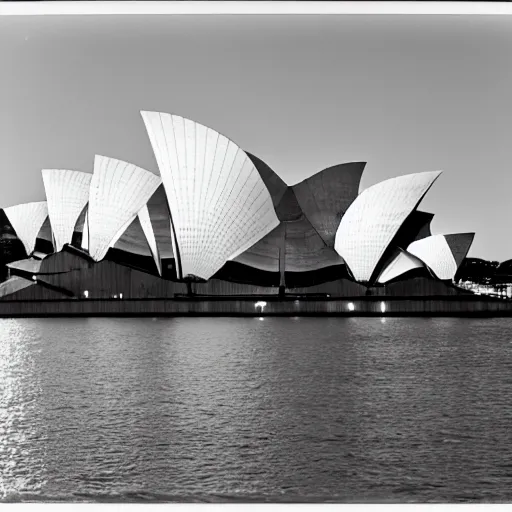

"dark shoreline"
[1,295,512,318]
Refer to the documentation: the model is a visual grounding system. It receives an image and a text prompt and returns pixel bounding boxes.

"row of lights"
[348,302,387,313]
[23,276,393,313]
[254,300,387,313]
[82,291,123,299]
[77,295,388,311]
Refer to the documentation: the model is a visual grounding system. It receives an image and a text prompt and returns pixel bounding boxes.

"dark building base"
[1,296,512,318]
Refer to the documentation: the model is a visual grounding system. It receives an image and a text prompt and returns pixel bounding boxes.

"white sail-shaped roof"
[334,171,441,282]
[377,249,424,284]
[407,235,457,280]
[4,201,49,256]
[138,205,162,276]
[42,169,92,252]
[87,155,162,261]
[141,111,280,280]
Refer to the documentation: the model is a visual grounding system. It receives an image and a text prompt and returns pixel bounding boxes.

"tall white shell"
[377,249,424,284]
[87,155,162,261]
[407,235,457,280]
[138,205,162,276]
[141,111,280,280]
[42,169,92,252]
[334,171,441,282]
[4,201,49,256]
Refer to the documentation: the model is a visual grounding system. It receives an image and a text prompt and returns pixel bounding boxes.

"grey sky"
[1,15,511,261]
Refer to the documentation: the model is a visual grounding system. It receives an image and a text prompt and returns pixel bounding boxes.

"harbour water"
[1,316,512,503]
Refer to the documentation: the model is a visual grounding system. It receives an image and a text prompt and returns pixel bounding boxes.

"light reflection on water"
[0,320,47,499]
[1,316,512,503]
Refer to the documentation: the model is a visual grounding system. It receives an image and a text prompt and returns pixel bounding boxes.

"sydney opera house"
[0,110,495,316]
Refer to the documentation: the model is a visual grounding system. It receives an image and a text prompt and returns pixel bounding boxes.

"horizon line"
[1,1,512,17]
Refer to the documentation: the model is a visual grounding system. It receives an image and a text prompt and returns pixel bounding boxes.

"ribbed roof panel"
[88,155,162,261]
[408,234,458,280]
[141,111,279,280]
[334,171,441,282]
[4,201,49,256]
[42,169,92,252]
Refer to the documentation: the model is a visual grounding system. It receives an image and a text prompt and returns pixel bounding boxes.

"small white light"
[259,317,264,321]
[32,275,37,281]
[113,294,117,299]
[119,293,123,299]
[83,290,89,298]
[380,301,386,313]
[255,301,267,312]
[348,302,355,311]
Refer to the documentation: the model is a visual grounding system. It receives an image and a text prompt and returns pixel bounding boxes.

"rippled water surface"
[1,317,512,502]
